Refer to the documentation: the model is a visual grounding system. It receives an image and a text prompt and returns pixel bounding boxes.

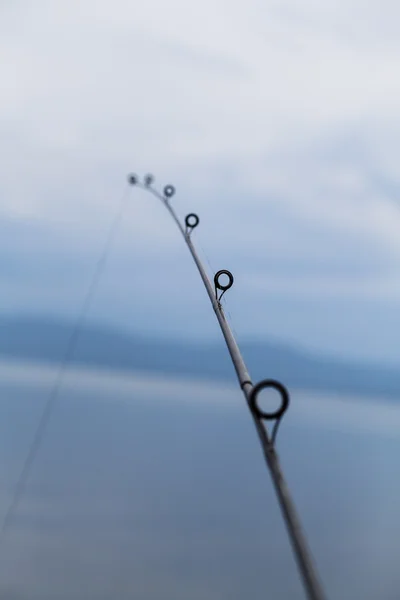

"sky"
[2,0,400,364]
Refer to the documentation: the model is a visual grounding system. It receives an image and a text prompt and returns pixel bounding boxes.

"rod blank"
[130,173,327,600]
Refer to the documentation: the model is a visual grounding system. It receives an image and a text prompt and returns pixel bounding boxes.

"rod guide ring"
[185,213,200,229]
[249,379,289,421]
[128,174,138,185]
[164,185,175,198]
[214,269,234,292]
[144,174,154,186]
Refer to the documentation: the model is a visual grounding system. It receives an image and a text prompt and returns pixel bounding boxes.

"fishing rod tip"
[128,174,138,185]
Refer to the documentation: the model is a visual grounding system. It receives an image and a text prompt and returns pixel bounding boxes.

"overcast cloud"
[2,0,400,363]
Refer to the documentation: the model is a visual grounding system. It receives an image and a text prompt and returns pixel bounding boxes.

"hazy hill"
[0,314,399,400]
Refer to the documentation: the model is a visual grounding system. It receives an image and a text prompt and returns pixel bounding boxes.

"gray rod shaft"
[140,185,327,600]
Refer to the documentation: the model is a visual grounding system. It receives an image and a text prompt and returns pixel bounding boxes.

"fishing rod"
[129,173,327,600]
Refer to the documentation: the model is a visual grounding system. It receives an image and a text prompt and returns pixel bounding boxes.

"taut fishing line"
[0,186,130,543]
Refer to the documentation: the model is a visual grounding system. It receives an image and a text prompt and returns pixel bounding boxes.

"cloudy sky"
[2,0,400,364]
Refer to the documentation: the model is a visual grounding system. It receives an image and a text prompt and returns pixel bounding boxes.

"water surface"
[0,360,399,599]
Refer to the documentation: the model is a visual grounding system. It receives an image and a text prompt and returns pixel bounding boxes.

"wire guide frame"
[129,173,327,600]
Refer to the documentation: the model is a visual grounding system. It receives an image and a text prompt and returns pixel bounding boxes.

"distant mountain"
[0,314,399,400]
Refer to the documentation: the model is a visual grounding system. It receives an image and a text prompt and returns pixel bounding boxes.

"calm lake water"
[0,360,399,599]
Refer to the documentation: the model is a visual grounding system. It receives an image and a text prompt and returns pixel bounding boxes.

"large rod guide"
[129,173,327,600]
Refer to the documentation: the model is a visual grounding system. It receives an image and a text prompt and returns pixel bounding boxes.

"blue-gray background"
[2,1,400,598]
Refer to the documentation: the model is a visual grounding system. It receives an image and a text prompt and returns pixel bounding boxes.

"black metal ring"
[185,213,199,229]
[164,185,175,198]
[249,379,289,421]
[144,174,154,186]
[214,270,234,292]
[128,174,137,185]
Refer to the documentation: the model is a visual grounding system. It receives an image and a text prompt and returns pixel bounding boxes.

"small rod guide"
[129,173,327,600]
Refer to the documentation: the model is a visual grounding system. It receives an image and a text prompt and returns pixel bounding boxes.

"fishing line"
[0,186,130,542]
[192,229,216,281]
